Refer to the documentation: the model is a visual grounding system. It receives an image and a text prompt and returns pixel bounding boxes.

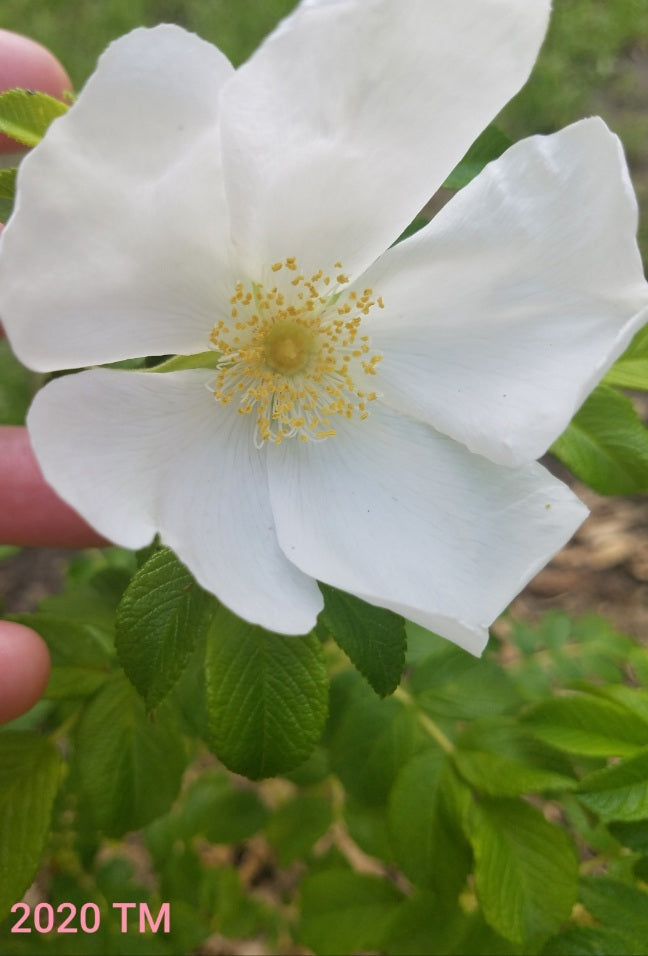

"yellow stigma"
[264,321,314,374]
[209,258,383,446]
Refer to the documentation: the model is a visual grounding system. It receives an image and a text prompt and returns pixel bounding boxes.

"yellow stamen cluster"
[209,259,384,446]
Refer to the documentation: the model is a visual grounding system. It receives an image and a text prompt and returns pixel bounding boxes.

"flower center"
[264,321,314,375]
[209,259,383,446]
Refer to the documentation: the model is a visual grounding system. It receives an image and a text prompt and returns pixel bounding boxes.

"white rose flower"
[1,1,647,653]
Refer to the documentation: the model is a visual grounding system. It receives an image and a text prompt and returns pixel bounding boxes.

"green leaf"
[74,673,186,836]
[605,325,648,390]
[577,750,648,821]
[579,875,648,953]
[589,683,648,725]
[205,603,328,779]
[541,926,631,955]
[522,692,648,757]
[609,819,648,852]
[0,732,61,920]
[457,915,527,955]
[552,384,648,494]
[200,865,269,941]
[0,89,68,147]
[344,799,393,860]
[561,792,624,858]
[444,124,512,189]
[319,584,406,696]
[388,749,473,901]
[329,691,422,805]
[506,612,636,698]
[178,769,268,844]
[10,612,112,698]
[283,745,330,786]
[454,717,577,797]
[634,855,648,882]
[383,893,470,956]
[152,839,203,906]
[39,560,131,633]
[0,167,16,200]
[115,547,214,709]
[469,798,579,945]
[298,868,403,956]
[265,793,332,865]
[164,629,210,741]
[409,643,521,718]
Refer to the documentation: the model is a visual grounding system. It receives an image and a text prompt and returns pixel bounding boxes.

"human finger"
[0,29,72,154]
[0,620,50,722]
[0,426,108,547]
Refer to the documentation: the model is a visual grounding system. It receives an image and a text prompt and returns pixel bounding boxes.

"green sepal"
[149,351,218,373]
[444,124,512,189]
[205,603,328,779]
[0,732,62,920]
[552,384,648,495]
[319,584,406,696]
[0,88,68,147]
[115,547,215,710]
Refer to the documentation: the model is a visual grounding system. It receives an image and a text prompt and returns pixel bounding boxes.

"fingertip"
[0,427,109,548]
[0,29,72,97]
[0,621,51,723]
[0,29,72,155]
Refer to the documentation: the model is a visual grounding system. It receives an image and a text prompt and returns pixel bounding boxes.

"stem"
[394,686,455,754]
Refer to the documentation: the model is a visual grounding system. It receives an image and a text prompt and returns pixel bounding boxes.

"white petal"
[365,118,648,466]
[267,406,587,655]
[0,26,235,372]
[28,369,322,634]
[220,0,549,280]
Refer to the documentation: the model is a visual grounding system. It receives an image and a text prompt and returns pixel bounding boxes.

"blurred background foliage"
[1,0,647,256]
